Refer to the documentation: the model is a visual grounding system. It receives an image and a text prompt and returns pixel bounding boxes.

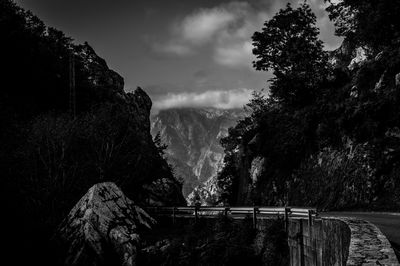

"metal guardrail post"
[284,207,290,233]
[172,207,176,225]
[195,206,198,223]
[253,207,258,228]
[308,210,313,227]
[224,207,229,216]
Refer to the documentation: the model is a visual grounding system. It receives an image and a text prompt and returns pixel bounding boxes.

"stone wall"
[150,215,399,265]
[287,217,399,266]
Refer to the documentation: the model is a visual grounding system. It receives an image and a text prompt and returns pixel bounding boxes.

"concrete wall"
[288,218,350,266]
[154,215,399,265]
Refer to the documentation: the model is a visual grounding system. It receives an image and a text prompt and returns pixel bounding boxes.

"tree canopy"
[327,0,400,50]
[252,3,329,107]
[218,1,400,210]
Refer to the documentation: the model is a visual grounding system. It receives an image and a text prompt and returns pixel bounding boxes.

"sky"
[15,0,342,112]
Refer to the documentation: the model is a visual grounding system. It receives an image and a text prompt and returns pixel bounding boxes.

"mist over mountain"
[151,107,245,198]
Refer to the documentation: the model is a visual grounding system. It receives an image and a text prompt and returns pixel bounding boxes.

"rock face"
[186,175,220,206]
[58,182,155,266]
[72,42,187,206]
[76,42,125,95]
[151,108,244,198]
[342,218,400,266]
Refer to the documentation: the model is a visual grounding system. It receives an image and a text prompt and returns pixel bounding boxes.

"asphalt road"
[322,212,400,258]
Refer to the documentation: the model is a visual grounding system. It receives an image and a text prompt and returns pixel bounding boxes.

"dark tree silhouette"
[252,3,329,107]
[327,0,400,49]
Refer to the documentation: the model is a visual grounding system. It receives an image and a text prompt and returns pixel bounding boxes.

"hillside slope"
[0,1,185,265]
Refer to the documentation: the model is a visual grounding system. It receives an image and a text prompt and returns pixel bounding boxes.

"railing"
[144,206,317,229]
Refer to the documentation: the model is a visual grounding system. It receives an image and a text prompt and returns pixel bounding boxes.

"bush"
[140,216,289,266]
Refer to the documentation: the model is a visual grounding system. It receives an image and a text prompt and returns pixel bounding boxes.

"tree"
[326,0,400,50]
[252,3,329,107]
[153,132,168,157]
[245,90,268,125]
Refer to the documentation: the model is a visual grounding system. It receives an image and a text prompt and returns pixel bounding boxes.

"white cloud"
[152,88,253,113]
[153,0,342,63]
[180,7,236,44]
[154,1,260,64]
[214,41,253,68]
[180,1,260,68]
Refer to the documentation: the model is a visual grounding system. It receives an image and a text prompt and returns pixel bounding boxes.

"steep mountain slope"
[217,2,400,210]
[0,2,185,265]
[151,108,244,198]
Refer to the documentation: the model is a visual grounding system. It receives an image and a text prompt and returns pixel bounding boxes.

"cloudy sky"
[15,0,342,112]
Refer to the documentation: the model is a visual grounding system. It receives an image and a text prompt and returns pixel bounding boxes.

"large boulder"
[57,182,155,266]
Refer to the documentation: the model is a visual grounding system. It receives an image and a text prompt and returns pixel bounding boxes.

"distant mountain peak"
[151,107,245,199]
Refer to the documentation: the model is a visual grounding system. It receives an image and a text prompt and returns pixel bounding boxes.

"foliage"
[139,216,288,266]
[0,1,182,264]
[154,131,168,157]
[218,1,400,210]
[252,3,329,107]
[4,103,175,249]
[326,0,400,50]
[0,0,125,119]
[290,143,375,210]
[260,219,290,266]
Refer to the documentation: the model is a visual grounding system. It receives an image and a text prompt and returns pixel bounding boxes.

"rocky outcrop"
[250,156,266,184]
[57,182,155,266]
[127,87,152,130]
[329,38,371,71]
[151,108,244,198]
[75,42,124,94]
[187,175,219,206]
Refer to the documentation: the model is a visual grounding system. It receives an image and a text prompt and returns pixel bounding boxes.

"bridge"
[145,206,317,228]
[145,206,400,266]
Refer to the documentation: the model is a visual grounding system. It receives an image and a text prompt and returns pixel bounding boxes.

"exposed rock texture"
[187,175,219,206]
[58,182,155,266]
[342,218,400,266]
[250,157,266,185]
[151,108,244,198]
[347,47,368,70]
[288,217,399,266]
[73,42,186,207]
[76,42,124,95]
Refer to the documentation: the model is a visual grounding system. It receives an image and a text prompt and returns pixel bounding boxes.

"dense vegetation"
[0,1,183,264]
[218,1,400,210]
[139,216,289,266]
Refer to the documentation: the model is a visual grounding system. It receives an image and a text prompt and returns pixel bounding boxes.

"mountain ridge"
[151,107,245,198]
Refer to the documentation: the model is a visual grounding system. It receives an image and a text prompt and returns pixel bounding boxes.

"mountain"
[0,2,185,265]
[151,108,245,199]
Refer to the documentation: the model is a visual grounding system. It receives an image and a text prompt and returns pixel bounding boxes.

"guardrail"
[144,206,317,229]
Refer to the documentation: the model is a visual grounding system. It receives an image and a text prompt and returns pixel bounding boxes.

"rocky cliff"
[151,108,244,199]
[0,2,186,265]
[71,40,186,207]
